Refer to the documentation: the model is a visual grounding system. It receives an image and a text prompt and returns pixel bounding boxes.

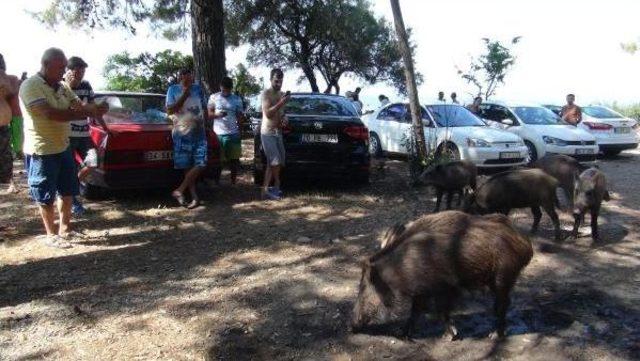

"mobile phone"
[220,110,228,116]
[285,90,291,97]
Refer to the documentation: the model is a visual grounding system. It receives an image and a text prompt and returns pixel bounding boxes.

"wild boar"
[420,160,477,212]
[532,154,588,207]
[352,211,533,339]
[572,167,610,241]
[463,168,562,241]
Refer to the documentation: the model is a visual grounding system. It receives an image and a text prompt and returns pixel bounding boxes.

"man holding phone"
[260,68,289,200]
[208,76,244,185]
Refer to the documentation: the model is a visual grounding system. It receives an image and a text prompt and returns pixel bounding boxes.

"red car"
[82,91,220,198]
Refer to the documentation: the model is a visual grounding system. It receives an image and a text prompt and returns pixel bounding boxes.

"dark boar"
[464,168,562,241]
[533,154,588,207]
[352,211,533,339]
[572,168,610,241]
[420,160,477,212]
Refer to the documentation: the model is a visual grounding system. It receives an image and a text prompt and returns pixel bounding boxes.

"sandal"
[187,199,200,209]
[41,235,72,249]
[172,191,187,207]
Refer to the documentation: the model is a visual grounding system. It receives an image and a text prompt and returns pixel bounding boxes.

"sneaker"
[261,189,281,200]
[41,235,72,249]
[72,199,86,216]
[60,231,86,240]
[268,187,283,197]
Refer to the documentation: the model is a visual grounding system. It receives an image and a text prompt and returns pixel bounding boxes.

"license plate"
[301,133,338,143]
[144,151,173,161]
[614,127,631,134]
[575,148,594,155]
[499,152,521,159]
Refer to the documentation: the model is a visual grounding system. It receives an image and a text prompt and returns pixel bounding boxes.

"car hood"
[528,124,596,141]
[447,126,523,143]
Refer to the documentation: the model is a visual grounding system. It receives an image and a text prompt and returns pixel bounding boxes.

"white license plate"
[499,152,521,159]
[614,127,631,134]
[575,148,595,155]
[144,151,173,161]
[301,133,338,143]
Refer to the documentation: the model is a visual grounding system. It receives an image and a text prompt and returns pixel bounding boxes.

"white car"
[578,106,639,156]
[362,102,529,168]
[479,101,599,162]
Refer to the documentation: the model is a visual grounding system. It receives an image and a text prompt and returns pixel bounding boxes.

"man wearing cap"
[64,56,109,215]
[166,67,208,209]
[20,48,109,248]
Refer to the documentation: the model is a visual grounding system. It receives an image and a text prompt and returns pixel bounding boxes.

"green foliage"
[607,102,640,121]
[621,41,638,54]
[103,50,193,93]
[229,64,262,98]
[226,0,420,95]
[457,37,521,100]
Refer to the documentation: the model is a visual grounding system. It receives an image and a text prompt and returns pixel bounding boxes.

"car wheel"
[81,183,104,200]
[524,140,538,164]
[369,132,382,158]
[437,142,460,161]
[602,149,622,157]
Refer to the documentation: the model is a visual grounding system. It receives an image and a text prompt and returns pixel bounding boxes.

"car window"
[582,106,624,119]
[426,104,486,127]
[284,96,357,117]
[403,106,434,125]
[377,103,406,121]
[481,105,516,124]
[97,95,169,124]
[513,106,563,125]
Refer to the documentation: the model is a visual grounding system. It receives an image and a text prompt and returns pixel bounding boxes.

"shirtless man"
[0,53,20,194]
[561,94,582,126]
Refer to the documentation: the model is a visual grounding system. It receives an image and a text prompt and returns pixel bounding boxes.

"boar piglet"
[464,168,562,241]
[573,167,610,241]
[420,160,477,212]
[352,211,533,340]
[533,154,588,207]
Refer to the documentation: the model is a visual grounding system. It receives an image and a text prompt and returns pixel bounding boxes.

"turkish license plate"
[499,151,521,159]
[144,150,173,161]
[614,127,631,134]
[301,133,338,143]
[575,148,595,155]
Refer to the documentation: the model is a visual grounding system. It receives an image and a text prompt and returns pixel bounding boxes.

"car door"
[376,103,408,153]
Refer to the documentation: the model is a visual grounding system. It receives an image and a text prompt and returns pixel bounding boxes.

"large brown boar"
[352,211,533,339]
[420,160,477,212]
[572,167,610,241]
[463,168,562,241]
[532,154,588,207]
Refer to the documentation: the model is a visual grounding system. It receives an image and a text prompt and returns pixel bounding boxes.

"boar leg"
[530,206,542,234]
[434,189,443,212]
[571,212,582,239]
[492,280,513,339]
[543,203,562,242]
[446,191,454,210]
[403,297,427,339]
[456,189,463,206]
[590,206,600,241]
[435,290,458,341]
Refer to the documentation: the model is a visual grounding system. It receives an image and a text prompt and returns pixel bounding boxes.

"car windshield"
[513,106,562,125]
[583,106,624,119]
[426,104,486,127]
[97,95,169,124]
[284,96,357,116]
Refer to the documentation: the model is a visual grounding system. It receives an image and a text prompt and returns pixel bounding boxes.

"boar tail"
[379,223,406,250]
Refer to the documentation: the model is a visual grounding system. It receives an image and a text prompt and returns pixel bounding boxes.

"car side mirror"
[501,119,514,126]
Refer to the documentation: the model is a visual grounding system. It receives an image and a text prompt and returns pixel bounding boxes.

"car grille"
[565,140,596,146]
[484,158,525,165]
[491,142,520,148]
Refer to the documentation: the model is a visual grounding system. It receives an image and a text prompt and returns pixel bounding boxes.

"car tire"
[437,142,460,161]
[81,183,104,200]
[602,149,622,157]
[524,140,538,164]
[369,132,382,158]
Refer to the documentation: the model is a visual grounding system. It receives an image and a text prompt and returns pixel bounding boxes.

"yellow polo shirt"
[19,74,79,155]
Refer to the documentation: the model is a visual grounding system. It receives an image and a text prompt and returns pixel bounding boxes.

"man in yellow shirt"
[20,48,108,248]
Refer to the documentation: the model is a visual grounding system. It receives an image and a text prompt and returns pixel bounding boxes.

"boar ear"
[603,190,611,201]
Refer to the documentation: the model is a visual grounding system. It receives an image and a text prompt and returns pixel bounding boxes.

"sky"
[1,0,639,111]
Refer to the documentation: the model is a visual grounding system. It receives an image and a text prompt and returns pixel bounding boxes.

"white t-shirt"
[208,92,243,135]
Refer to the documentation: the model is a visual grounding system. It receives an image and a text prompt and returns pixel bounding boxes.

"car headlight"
[466,138,492,147]
[542,136,568,146]
[515,140,525,147]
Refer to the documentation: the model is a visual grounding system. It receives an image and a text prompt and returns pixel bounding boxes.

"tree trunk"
[389,0,426,161]
[301,63,320,93]
[191,0,226,94]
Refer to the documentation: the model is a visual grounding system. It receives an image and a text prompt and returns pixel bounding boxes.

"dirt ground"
[1,140,639,361]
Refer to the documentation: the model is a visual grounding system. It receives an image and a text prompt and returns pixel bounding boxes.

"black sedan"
[253,93,370,185]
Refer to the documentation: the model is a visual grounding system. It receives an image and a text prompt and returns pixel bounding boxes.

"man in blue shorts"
[208,76,244,185]
[166,67,208,209]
